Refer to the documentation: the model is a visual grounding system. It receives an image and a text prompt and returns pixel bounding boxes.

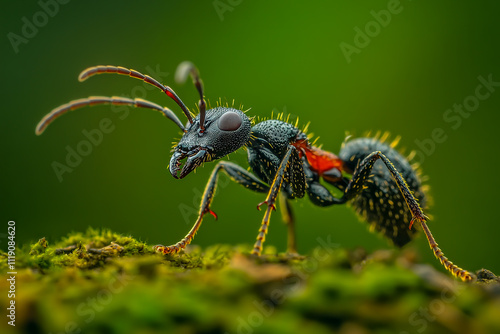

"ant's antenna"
[175,61,206,133]
[79,65,193,124]
[36,96,185,135]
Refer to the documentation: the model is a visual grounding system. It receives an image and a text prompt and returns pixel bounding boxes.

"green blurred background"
[1,0,499,274]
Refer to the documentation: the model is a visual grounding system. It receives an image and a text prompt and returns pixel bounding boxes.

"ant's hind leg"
[342,151,473,282]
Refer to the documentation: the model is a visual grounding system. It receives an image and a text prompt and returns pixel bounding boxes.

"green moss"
[1,228,499,334]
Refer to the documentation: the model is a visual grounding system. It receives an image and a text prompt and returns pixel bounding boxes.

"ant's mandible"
[36,62,473,282]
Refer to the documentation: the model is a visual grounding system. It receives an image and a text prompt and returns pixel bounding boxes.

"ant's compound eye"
[217,111,242,131]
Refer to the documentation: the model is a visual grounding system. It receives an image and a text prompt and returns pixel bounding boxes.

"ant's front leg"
[154,161,269,254]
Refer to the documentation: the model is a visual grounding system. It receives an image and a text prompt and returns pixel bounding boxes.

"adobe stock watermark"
[411,74,499,166]
[227,235,340,334]
[7,0,72,54]
[400,278,466,334]
[51,65,170,182]
[340,0,409,64]
[213,0,243,21]
[48,272,133,334]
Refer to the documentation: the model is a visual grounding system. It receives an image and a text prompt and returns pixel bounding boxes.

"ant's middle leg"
[251,146,304,255]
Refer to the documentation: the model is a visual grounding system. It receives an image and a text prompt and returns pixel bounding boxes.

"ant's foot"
[153,244,179,255]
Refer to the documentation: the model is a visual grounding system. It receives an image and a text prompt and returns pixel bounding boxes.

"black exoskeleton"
[36,62,472,282]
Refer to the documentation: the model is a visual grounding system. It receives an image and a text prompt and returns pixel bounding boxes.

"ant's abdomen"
[339,136,428,247]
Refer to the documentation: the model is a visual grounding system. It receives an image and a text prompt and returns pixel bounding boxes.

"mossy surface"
[1,228,499,334]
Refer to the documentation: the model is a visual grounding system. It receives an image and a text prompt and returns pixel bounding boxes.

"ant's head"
[167,62,252,178]
[170,107,251,179]
[35,61,251,179]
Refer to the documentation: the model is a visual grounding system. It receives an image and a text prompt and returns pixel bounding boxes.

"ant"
[36,62,473,282]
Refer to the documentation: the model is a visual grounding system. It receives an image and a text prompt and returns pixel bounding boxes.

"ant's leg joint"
[257,201,276,211]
